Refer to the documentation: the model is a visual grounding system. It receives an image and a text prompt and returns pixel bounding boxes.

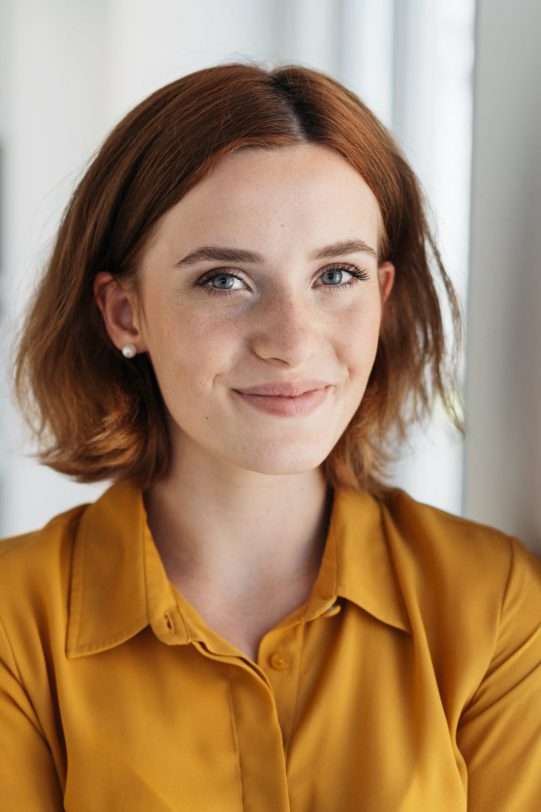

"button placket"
[259,624,304,751]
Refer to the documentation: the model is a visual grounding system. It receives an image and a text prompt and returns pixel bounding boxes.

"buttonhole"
[164,611,176,634]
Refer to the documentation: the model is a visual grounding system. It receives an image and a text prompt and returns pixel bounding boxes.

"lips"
[233,384,331,417]
[235,380,331,398]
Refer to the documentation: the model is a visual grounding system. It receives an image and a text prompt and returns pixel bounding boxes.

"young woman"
[1,63,540,811]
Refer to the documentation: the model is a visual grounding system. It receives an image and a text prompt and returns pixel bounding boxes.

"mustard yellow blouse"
[1,481,541,811]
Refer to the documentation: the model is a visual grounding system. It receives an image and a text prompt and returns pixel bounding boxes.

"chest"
[55,603,467,811]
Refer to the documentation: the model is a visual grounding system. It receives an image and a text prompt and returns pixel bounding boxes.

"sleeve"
[457,536,541,811]
[0,618,64,811]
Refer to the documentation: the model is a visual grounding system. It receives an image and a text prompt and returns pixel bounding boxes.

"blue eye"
[208,274,241,290]
[196,271,246,295]
[321,269,344,285]
[318,266,369,289]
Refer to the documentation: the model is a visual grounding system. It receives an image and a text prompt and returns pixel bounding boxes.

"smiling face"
[111,143,394,477]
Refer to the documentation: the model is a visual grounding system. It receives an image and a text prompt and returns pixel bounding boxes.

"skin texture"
[94,144,394,656]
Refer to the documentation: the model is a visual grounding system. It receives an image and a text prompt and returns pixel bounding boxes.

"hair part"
[13,61,462,495]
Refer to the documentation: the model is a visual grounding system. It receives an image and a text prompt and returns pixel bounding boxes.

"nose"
[248,289,321,367]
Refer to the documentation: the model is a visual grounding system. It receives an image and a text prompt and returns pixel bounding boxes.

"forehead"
[149,144,383,256]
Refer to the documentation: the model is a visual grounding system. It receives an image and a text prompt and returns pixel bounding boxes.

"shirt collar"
[321,487,411,633]
[66,480,410,659]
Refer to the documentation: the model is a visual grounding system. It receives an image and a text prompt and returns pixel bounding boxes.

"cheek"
[146,307,235,394]
[338,297,383,358]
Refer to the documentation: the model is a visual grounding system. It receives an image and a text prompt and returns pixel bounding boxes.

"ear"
[93,272,147,353]
[377,261,395,305]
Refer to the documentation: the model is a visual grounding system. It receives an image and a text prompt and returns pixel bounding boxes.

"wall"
[464,0,541,552]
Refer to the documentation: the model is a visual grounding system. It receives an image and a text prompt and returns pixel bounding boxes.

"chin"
[233,446,331,476]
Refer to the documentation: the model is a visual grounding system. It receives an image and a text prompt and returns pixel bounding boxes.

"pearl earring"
[121,344,137,359]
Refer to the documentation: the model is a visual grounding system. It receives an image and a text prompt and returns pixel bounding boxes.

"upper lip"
[235,380,331,397]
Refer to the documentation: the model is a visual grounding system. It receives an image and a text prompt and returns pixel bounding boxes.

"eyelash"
[195,264,369,297]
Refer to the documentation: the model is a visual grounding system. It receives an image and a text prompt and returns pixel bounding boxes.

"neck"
[143,441,332,598]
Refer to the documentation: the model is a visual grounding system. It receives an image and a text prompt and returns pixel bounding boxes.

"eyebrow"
[174,238,377,268]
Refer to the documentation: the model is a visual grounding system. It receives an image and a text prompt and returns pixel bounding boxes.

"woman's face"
[132,143,394,476]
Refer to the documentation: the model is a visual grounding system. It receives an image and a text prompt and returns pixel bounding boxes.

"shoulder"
[380,487,535,577]
[378,487,541,646]
[0,501,100,689]
[0,503,88,567]
[0,503,89,625]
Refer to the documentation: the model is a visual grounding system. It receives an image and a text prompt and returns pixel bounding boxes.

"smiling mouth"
[235,380,331,398]
[233,386,331,417]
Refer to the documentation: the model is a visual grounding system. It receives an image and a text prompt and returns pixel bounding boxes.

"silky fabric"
[1,480,541,811]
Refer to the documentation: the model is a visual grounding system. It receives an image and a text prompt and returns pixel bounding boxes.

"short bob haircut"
[13,62,462,495]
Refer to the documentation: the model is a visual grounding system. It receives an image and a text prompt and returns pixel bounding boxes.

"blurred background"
[0,0,540,553]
